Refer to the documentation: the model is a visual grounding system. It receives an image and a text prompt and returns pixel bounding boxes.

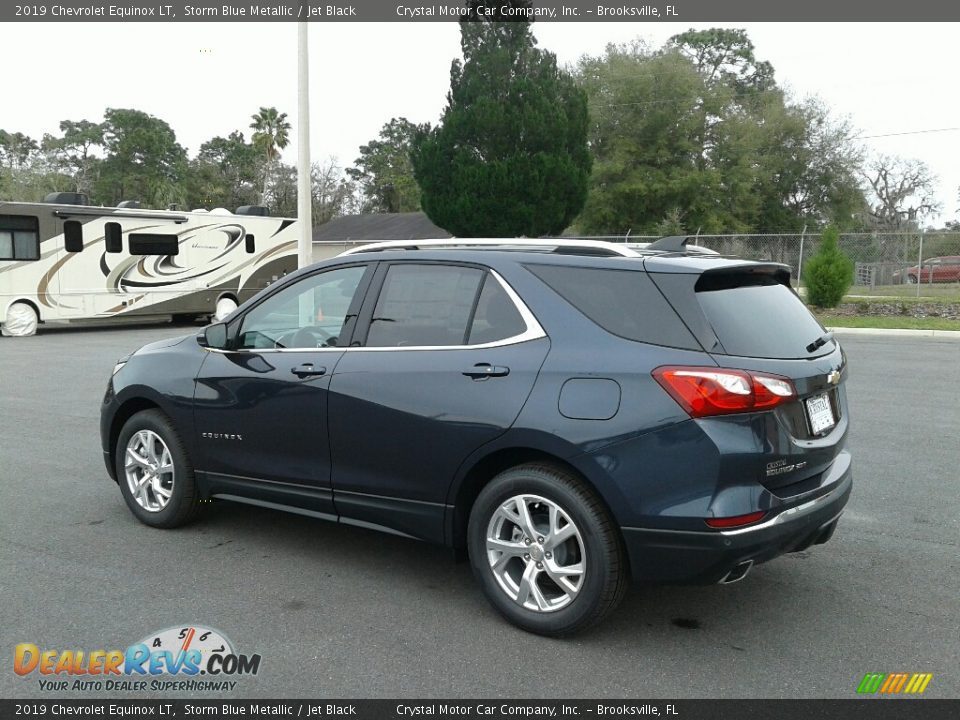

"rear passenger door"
[328,262,550,542]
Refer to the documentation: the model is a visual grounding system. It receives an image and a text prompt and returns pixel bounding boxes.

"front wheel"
[1,302,39,337]
[468,464,628,636]
[115,409,201,528]
[906,274,918,284]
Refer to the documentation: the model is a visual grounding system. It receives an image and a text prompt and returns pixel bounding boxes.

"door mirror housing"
[198,323,229,349]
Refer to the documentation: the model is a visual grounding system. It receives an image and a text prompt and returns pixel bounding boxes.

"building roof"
[312,212,452,243]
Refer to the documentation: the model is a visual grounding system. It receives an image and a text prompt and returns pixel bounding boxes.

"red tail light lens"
[704,511,767,528]
[652,366,796,417]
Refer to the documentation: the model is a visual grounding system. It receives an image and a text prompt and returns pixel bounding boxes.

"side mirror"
[198,323,228,350]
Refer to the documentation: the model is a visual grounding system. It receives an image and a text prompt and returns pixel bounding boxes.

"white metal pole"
[917,228,924,299]
[297,21,312,269]
[797,224,807,292]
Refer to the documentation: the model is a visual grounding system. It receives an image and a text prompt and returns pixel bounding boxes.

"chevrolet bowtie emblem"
[827,370,841,386]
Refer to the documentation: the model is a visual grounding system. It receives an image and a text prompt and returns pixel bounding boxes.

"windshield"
[696,279,834,359]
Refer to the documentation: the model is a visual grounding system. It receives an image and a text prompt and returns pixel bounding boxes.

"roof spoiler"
[695,263,793,291]
[645,235,691,252]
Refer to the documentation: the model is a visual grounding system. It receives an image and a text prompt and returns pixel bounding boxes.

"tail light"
[652,366,795,417]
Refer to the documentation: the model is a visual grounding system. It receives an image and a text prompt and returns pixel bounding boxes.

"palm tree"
[250,107,291,204]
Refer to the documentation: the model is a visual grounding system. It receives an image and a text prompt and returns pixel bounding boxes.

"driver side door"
[193,262,373,516]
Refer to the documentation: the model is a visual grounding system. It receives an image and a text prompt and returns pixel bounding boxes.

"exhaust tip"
[719,560,753,584]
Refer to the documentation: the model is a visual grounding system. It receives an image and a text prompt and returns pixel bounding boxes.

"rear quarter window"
[526,264,700,350]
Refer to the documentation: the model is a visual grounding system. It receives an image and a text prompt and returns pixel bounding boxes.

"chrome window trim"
[206,269,546,354]
[354,269,545,352]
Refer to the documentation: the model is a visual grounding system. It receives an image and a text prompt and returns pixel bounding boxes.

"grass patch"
[842,284,960,303]
[815,314,960,331]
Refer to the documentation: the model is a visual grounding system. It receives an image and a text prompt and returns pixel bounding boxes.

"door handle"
[291,363,327,378]
[462,363,510,379]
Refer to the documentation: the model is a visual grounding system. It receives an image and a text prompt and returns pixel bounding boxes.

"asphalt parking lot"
[1,324,958,699]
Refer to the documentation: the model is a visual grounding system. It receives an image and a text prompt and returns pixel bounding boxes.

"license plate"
[805,392,836,435]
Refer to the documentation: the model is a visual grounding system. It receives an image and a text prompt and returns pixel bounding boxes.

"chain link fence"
[567,231,960,298]
[314,231,960,300]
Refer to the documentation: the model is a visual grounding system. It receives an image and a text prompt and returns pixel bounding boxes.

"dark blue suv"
[100,238,851,635]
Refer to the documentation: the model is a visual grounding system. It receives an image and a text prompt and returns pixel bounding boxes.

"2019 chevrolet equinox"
[100,238,852,636]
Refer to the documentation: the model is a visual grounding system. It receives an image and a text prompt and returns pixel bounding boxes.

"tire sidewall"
[468,468,618,636]
[115,411,194,528]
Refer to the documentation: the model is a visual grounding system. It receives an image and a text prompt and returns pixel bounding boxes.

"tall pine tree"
[412,2,590,237]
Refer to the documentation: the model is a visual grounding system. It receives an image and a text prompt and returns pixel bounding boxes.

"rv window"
[64,221,84,252]
[129,234,179,256]
[0,215,40,261]
[245,234,255,254]
[105,222,122,253]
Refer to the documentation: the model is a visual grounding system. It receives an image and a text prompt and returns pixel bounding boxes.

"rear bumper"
[621,470,852,585]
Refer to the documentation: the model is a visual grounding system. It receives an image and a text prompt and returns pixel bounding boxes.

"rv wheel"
[214,297,238,321]
[1,302,39,337]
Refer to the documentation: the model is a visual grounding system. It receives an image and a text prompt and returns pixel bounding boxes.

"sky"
[1,21,957,224]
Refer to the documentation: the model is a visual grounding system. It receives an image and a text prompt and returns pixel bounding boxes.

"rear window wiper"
[805,332,834,354]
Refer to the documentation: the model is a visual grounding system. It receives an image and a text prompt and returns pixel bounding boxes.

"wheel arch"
[446,438,624,551]
[3,297,41,322]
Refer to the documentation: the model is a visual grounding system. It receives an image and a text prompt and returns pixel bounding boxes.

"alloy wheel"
[485,494,586,613]
[124,430,175,512]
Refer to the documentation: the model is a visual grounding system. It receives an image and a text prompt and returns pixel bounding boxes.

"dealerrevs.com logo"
[14,625,261,692]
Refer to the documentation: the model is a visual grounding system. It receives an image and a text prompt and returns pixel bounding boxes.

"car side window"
[237,265,367,350]
[466,274,527,345]
[365,264,484,347]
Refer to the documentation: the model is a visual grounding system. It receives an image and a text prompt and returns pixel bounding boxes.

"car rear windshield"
[696,275,832,358]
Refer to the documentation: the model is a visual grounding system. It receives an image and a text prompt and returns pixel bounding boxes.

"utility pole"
[297,21,312,269]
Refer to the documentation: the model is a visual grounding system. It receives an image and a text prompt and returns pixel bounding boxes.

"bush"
[804,226,854,308]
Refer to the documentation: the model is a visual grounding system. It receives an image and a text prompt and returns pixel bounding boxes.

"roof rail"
[337,238,642,258]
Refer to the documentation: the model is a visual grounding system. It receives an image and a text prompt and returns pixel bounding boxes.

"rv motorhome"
[0,193,302,336]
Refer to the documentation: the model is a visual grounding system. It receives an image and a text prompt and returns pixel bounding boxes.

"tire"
[468,463,628,636]
[214,296,238,321]
[115,410,201,528]
[906,274,918,284]
[1,302,39,337]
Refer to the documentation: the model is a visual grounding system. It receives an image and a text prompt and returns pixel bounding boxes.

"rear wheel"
[468,463,627,636]
[1,302,39,337]
[115,410,201,528]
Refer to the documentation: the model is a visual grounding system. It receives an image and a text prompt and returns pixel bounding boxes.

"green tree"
[1,128,73,201]
[96,108,187,207]
[576,45,725,234]
[250,106,291,204]
[412,2,591,237]
[0,131,39,170]
[574,33,865,234]
[184,131,261,210]
[347,118,423,213]
[669,28,775,93]
[804,226,854,308]
[41,119,105,196]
